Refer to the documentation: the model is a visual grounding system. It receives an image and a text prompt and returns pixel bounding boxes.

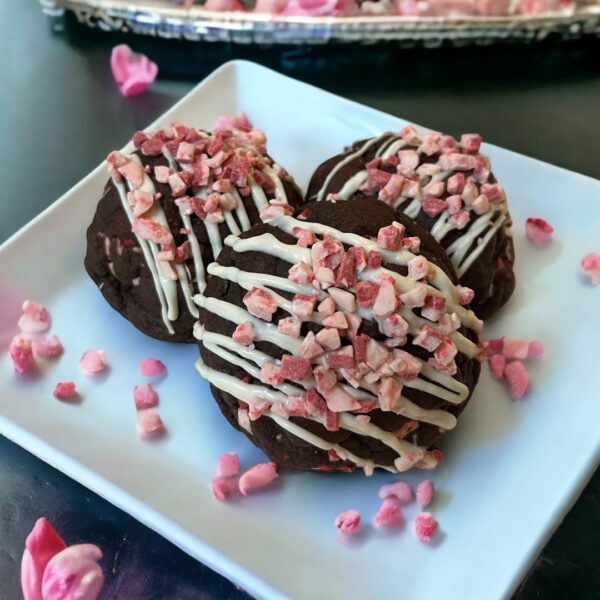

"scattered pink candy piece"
[378,481,413,504]
[31,336,63,359]
[216,452,240,478]
[525,217,554,245]
[489,354,506,379]
[133,384,159,410]
[504,361,529,400]
[139,357,166,377]
[212,112,252,131]
[42,544,104,600]
[335,510,361,535]
[527,340,545,359]
[21,517,66,600]
[110,44,158,98]
[9,335,35,375]
[238,462,278,496]
[581,252,600,285]
[136,409,166,439]
[17,300,51,334]
[415,512,438,543]
[53,382,77,400]
[373,497,403,528]
[203,0,245,10]
[502,339,529,360]
[416,480,435,508]
[79,350,108,377]
[212,476,237,502]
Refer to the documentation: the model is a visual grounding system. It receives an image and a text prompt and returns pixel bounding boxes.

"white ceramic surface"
[1,61,599,600]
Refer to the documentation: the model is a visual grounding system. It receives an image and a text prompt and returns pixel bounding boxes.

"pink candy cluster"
[233,218,472,466]
[335,479,438,543]
[21,518,104,600]
[212,452,279,500]
[355,127,502,230]
[135,358,168,439]
[484,337,544,399]
[195,0,572,17]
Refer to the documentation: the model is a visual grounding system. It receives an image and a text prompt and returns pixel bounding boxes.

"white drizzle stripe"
[112,178,175,333]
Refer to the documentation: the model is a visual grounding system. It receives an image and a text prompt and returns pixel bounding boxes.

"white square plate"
[1,61,599,600]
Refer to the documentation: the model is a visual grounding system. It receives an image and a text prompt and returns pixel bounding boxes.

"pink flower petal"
[525,218,554,245]
[136,409,166,439]
[53,382,77,400]
[79,350,108,377]
[110,44,158,98]
[238,462,278,496]
[373,497,403,528]
[216,452,240,478]
[21,518,66,600]
[581,252,600,285]
[41,544,104,600]
[133,384,159,410]
[17,300,51,334]
[416,480,435,508]
[31,335,64,359]
[9,334,35,375]
[415,512,438,542]
[139,357,167,377]
[334,510,361,534]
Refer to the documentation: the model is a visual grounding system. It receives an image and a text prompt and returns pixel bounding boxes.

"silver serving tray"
[40,0,600,45]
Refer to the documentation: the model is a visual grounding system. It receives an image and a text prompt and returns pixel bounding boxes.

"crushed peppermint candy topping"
[379,481,413,504]
[373,497,403,528]
[18,300,51,334]
[9,335,35,375]
[416,480,435,508]
[140,357,167,377]
[31,336,64,359]
[216,452,240,478]
[238,462,279,496]
[133,384,159,410]
[79,350,109,377]
[136,409,166,439]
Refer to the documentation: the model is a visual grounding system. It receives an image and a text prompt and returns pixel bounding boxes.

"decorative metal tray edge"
[40,0,600,45]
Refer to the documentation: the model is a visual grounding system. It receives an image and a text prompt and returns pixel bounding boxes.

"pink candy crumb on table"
[139,357,167,377]
[525,217,554,245]
[53,382,77,400]
[335,510,361,534]
[415,512,439,543]
[79,350,109,376]
[581,252,600,285]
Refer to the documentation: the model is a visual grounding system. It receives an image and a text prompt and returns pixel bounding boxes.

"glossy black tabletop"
[0,2,599,598]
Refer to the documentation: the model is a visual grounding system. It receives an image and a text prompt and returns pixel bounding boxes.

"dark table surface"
[1,2,599,599]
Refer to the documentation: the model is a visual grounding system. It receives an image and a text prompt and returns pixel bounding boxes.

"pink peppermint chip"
[212,476,237,502]
[139,357,167,377]
[489,354,506,379]
[216,452,240,478]
[335,510,361,535]
[238,462,279,496]
[416,480,435,508]
[133,384,159,410]
[527,340,545,360]
[415,512,438,542]
[525,218,554,245]
[373,498,403,528]
[80,350,108,377]
[581,252,600,285]
[53,382,77,400]
[18,300,51,334]
[136,409,166,439]
[31,335,64,359]
[379,481,412,504]
[110,44,158,97]
[504,361,529,399]
[9,335,35,375]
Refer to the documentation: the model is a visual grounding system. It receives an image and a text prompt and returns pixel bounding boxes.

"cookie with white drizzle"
[195,197,482,475]
[85,121,303,343]
[306,127,515,319]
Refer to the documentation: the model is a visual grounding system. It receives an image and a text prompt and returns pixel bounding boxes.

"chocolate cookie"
[306,128,515,319]
[85,121,304,342]
[196,196,482,474]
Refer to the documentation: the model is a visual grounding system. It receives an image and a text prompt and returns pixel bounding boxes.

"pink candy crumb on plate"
[238,462,279,496]
[415,512,439,543]
[9,335,35,375]
[216,452,240,478]
[416,480,435,508]
[17,300,51,334]
[53,382,77,400]
[139,357,167,377]
[335,510,361,535]
[581,253,600,285]
[525,217,554,245]
[136,409,166,439]
[373,498,403,528]
[110,44,158,98]
[80,350,109,377]
[133,384,159,410]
